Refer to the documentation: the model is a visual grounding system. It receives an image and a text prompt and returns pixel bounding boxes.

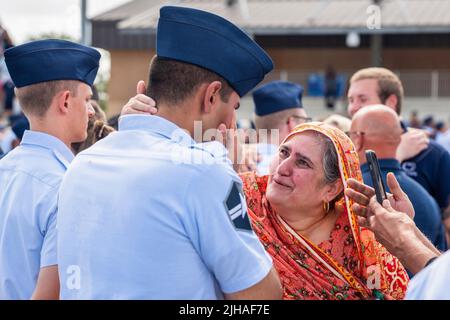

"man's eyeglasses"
[346,131,365,138]
[288,115,313,125]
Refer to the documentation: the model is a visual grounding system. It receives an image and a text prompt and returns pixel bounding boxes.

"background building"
[91,0,450,120]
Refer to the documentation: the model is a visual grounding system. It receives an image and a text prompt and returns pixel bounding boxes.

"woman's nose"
[276,158,292,176]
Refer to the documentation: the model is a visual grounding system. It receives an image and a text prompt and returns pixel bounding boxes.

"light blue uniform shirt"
[58,115,273,300]
[0,130,74,299]
[406,251,450,300]
[256,143,278,176]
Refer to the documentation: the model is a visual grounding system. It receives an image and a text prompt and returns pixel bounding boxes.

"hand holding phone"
[365,150,388,204]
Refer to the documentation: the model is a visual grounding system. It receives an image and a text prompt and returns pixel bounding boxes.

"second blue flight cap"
[252,81,304,116]
[156,6,274,97]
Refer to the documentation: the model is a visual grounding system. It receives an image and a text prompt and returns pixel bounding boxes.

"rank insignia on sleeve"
[224,181,252,232]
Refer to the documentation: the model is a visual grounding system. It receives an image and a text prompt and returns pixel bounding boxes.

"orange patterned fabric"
[241,122,409,300]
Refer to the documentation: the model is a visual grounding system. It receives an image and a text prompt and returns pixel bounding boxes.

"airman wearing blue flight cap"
[0,39,99,299]
[0,116,29,157]
[252,80,311,175]
[57,6,281,299]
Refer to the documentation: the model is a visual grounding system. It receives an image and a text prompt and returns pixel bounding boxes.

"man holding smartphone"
[345,175,445,299]
[347,67,450,242]
[349,105,447,253]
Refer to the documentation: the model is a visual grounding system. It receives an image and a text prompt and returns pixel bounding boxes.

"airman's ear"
[202,81,222,114]
[54,90,71,114]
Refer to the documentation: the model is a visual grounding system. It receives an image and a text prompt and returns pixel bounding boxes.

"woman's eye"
[296,159,309,167]
[279,149,288,158]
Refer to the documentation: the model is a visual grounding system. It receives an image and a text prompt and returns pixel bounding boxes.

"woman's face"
[266,132,333,212]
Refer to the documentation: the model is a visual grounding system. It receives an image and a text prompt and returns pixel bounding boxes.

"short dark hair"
[91,84,99,102]
[15,80,79,118]
[147,56,233,106]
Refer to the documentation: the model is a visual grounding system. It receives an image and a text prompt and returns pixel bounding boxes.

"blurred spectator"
[347,67,450,220]
[323,114,351,133]
[408,110,421,129]
[10,116,29,148]
[71,120,115,155]
[436,121,447,138]
[0,122,8,157]
[444,203,450,249]
[0,20,13,53]
[435,121,445,134]
[435,121,450,154]
[107,113,120,130]
[71,85,115,154]
[324,66,338,109]
[351,105,447,258]
[422,115,436,139]
[88,85,106,122]
[0,120,6,138]
[0,115,29,158]
[0,20,15,117]
[236,118,255,144]
[307,73,322,96]
[252,81,310,175]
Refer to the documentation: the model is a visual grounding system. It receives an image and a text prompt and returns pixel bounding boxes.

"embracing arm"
[31,265,60,300]
[396,128,429,162]
[225,267,282,300]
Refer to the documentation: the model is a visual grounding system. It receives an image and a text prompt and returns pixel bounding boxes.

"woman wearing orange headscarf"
[240,122,408,299]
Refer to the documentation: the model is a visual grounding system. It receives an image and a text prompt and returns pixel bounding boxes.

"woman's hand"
[120,81,157,116]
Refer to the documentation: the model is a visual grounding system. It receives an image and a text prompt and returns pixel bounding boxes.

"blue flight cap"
[253,81,304,116]
[4,39,100,88]
[156,6,273,97]
[11,116,30,140]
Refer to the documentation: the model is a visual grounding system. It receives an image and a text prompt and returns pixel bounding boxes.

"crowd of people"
[0,6,449,300]
[406,112,450,154]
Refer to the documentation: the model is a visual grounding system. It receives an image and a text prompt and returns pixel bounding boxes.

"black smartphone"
[365,150,388,204]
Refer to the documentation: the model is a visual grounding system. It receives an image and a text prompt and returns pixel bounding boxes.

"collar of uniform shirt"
[118,114,195,146]
[20,130,75,164]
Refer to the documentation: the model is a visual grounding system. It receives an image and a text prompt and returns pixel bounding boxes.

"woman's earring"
[323,201,330,213]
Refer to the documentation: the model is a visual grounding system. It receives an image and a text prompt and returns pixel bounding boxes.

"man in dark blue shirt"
[347,67,450,241]
[350,105,447,253]
[400,129,450,213]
